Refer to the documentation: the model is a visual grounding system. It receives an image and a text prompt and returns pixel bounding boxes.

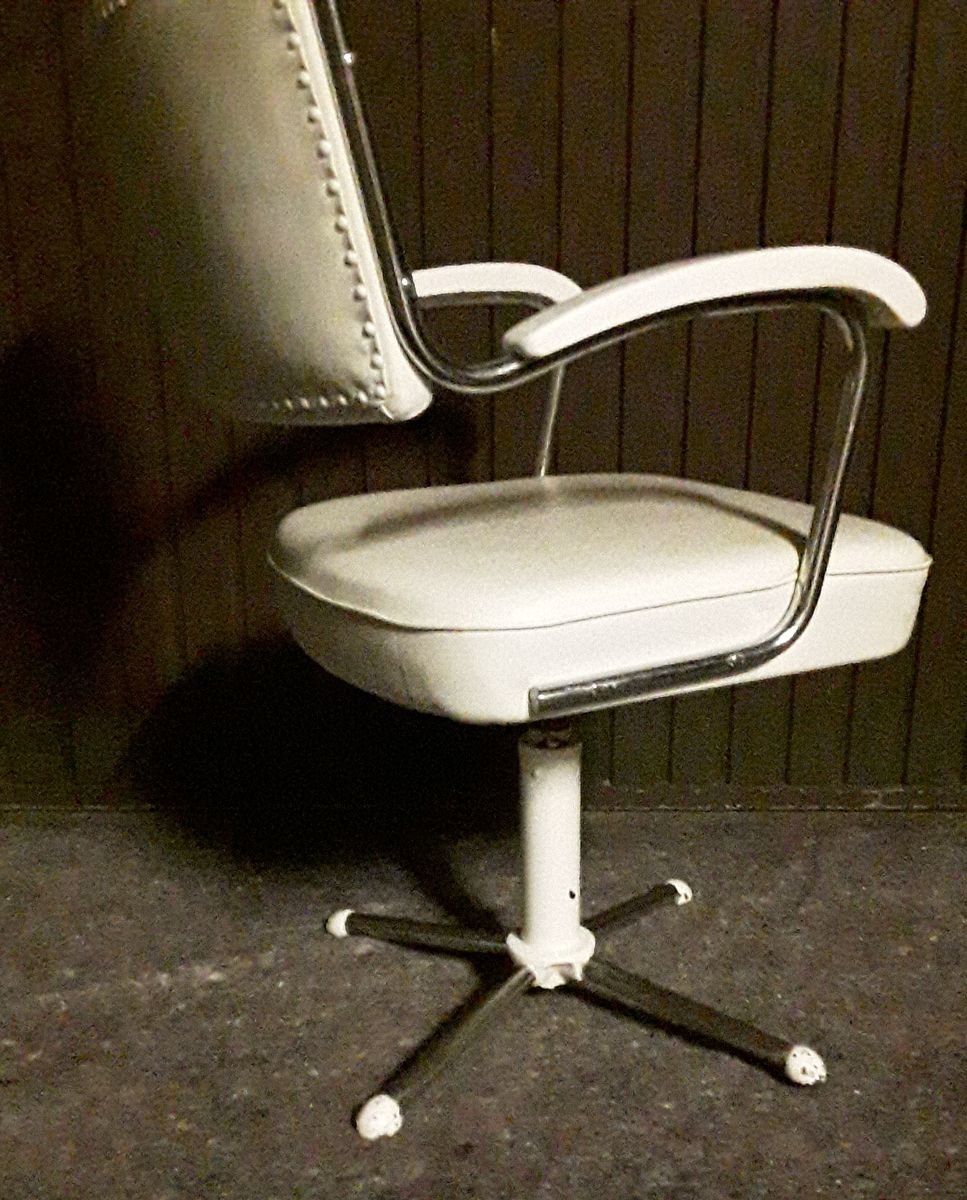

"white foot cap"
[355,1093,403,1140]
[326,909,354,938]
[785,1044,827,1086]
[667,879,693,906]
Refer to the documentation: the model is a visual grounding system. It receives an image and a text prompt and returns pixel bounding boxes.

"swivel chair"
[82,0,931,1140]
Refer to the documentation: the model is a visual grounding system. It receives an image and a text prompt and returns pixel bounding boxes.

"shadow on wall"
[120,639,519,856]
[0,332,130,708]
[0,327,483,711]
[116,638,519,927]
[1,325,500,919]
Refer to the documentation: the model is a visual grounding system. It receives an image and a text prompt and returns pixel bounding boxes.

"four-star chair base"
[326,723,826,1140]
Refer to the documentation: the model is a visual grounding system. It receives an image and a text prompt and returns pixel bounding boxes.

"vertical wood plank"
[557,0,630,474]
[65,2,196,741]
[611,0,703,791]
[343,0,427,494]
[787,0,915,786]
[159,339,245,665]
[729,0,842,787]
[62,12,186,725]
[671,0,773,786]
[557,0,632,784]
[1,2,90,800]
[0,149,12,790]
[905,195,966,785]
[491,0,560,482]
[418,0,493,487]
[230,426,300,644]
[848,0,967,786]
[344,0,424,267]
[53,9,138,793]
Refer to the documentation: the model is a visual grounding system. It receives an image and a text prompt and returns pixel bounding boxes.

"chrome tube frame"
[313,0,874,719]
[532,303,869,717]
[534,366,566,477]
[413,289,568,478]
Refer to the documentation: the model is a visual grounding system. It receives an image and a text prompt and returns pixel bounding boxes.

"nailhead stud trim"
[96,0,129,20]
[272,0,388,417]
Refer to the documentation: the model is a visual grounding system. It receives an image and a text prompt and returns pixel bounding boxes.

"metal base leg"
[577,955,825,1085]
[354,968,531,1139]
[586,879,693,937]
[326,908,507,955]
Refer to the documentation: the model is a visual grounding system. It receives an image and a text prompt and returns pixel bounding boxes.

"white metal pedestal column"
[506,724,596,989]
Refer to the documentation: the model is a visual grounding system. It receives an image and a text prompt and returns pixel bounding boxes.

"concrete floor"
[2,801,964,1199]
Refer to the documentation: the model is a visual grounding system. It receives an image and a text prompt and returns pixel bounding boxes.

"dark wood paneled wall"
[1,1,963,808]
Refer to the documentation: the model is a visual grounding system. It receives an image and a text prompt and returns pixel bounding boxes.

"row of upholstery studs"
[272,0,388,415]
[96,0,128,19]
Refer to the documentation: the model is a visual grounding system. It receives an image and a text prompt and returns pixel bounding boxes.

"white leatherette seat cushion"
[269,475,930,724]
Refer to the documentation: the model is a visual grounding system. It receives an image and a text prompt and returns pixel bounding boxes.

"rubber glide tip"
[785,1044,827,1086]
[326,909,354,938]
[355,1093,403,1140]
[666,879,693,905]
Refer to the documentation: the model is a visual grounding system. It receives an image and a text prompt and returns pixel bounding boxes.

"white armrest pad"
[413,262,581,306]
[503,246,926,361]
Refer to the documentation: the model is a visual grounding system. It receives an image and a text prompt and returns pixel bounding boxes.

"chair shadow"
[121,638,521,933]
[0,332,132,701]
[0,327,480,706]
[1,328,511,933]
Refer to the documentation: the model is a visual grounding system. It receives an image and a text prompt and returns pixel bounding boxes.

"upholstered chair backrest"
[81,0,431,424]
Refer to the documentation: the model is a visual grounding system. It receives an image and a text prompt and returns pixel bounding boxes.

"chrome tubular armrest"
[409,265,573,476]
[411,263,580,312]
[529,295,870,719]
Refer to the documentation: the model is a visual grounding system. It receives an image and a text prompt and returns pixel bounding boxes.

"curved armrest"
[503,246,926,361]
[412,262,581,310]
[412,262,580,476]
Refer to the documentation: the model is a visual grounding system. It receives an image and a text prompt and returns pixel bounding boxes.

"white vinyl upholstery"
[81,0,430,424]
[412,263,582,307]
[269,475,931,724]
